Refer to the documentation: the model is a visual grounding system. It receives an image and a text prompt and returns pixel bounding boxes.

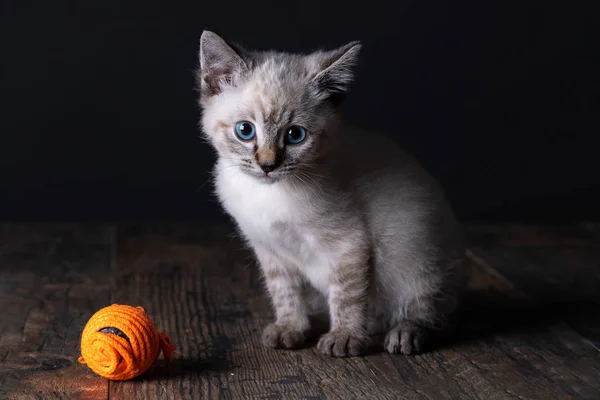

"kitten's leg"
[255,247,310,350]
[317,251,370,357]
[385,257,465,355]
[383,291,436,355]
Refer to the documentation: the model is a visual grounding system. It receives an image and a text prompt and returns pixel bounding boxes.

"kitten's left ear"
[312,41,362,103]
[199,30,249,97]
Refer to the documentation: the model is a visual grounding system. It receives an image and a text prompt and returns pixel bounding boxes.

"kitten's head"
[197,30,361,184]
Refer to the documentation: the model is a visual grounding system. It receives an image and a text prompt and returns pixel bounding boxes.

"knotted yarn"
[78,304,176,380]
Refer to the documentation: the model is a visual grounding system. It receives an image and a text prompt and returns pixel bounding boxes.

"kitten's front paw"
[317,330,368,357]
[262,323,307,349]
[384,323,428,355]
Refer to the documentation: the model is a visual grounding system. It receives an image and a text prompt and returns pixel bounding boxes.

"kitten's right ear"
[199,30,248,97]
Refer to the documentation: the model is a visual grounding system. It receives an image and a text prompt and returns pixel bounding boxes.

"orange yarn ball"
[78,304,176,380]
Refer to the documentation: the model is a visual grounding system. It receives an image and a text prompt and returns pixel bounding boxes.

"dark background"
[1,0,598,223]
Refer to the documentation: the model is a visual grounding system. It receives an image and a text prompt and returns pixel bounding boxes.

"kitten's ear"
[312,41,362,104]
[199,30,248,97]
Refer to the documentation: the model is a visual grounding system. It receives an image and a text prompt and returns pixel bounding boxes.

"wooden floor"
[1,222,599,399]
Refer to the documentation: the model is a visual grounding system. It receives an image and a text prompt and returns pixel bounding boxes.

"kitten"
[197,31,467,356]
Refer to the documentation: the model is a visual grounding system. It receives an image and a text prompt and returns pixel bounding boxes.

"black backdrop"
[1,0,598,222]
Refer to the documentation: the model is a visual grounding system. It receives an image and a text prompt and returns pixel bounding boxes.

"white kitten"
[197,31,467,356]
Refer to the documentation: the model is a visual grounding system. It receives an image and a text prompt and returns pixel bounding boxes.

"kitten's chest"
[216,169,333,283]
[215,168,307,234]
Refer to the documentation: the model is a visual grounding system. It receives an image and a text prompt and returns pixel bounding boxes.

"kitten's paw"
[262,323,307,349]
[384,323,428,355]
[317,330,368,357]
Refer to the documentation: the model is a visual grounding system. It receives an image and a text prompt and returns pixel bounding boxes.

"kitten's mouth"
[238,165,291,184]
[240,168,282,183]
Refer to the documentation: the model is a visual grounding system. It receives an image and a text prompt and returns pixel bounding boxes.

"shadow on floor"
[443,291,600,351]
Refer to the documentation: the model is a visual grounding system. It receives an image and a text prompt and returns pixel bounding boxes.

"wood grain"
[469,226,600,353]
[109,222,600,400]
[2,222,599,399]
[0,223,114,400]
[466,223,600,248]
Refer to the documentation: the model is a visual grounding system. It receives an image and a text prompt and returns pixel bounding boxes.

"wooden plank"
[375,251,600,400]
[469,225,600,353]
[466,223,600,248]
[111,222,600,399]
[0,223,113,400]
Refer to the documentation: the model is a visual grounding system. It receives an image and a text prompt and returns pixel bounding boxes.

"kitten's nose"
[259,163,277,174]
[255,147,281,174]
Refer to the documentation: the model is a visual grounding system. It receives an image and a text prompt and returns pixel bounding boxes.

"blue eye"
[286,126,306,144]
[235,121,256,141]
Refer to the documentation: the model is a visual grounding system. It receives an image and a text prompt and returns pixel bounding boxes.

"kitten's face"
[197,31,360,184]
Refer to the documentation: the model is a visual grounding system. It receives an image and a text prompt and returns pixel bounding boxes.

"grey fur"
[197,31,467,356]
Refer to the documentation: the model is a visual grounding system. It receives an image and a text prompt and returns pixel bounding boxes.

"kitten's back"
[334,121,463,252]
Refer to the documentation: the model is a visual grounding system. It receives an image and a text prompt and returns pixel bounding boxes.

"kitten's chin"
[257,175,279,184]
